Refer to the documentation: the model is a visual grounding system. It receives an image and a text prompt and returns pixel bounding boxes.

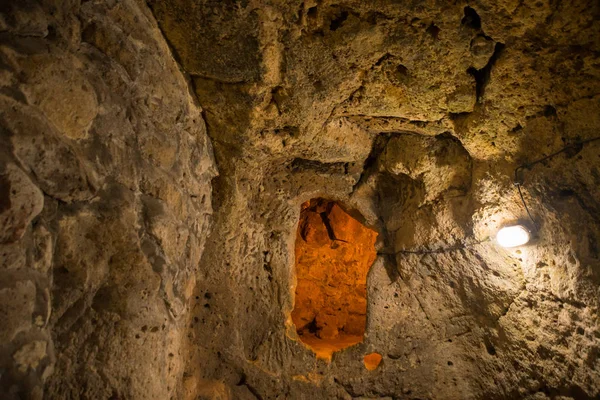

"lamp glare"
[496,225,530,248]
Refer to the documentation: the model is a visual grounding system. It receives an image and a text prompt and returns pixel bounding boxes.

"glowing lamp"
[496,225,530,248]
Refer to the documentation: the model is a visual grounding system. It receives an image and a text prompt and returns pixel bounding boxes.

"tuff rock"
[1,0,599,399]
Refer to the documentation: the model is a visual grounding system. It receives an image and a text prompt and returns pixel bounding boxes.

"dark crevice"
[329,10,349,31]
[543,105,557,117]
[468,42,505,101]
[396,64,409,75]
[303,317,319,335]
[0,85,27,104]
[509,123,523,134]
[461,6,481,30]
[0,173,11,214]
[426,23,440,39]
[484,337,497,356]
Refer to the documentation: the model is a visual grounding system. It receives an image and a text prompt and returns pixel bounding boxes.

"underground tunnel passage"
[291,199,378,359]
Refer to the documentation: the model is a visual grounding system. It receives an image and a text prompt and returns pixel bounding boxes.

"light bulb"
[496,225,530,248]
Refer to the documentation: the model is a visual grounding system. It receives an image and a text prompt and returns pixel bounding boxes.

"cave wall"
[0,0,600,399]
[149,0,600,399]
[0,0,216,398]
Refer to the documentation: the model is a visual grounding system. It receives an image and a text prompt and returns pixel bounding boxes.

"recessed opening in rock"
[291,199,378,359]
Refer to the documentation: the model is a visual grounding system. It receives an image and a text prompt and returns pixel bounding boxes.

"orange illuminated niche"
[291,198,378,359]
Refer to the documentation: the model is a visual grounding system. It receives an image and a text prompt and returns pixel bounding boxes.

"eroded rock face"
[0,0,215,398]
[149,0,600,399]
[1,0,600,399]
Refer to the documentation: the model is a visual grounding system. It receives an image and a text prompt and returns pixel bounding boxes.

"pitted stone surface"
[1,0,599,399]
[0,0,215,398]
[152,1,599,399]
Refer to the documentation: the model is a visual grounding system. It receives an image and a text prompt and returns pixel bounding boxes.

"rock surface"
[149,0,600,399]
[0,0,215,398]
[1,0,599,399]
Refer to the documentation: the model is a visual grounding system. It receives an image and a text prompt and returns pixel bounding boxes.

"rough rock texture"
[1,0,600,399]
[149,0,600,399]
[0,0,215,398]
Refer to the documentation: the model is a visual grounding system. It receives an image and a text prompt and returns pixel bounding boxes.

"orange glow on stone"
[291,199,378,359]
[363,352,383,370]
